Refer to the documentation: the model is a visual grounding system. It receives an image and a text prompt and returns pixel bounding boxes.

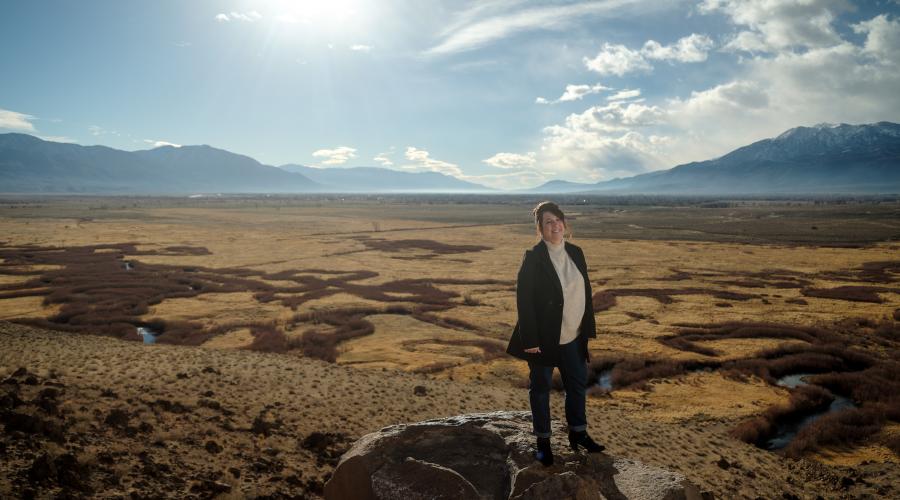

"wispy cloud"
[0,108,36,132]
[374,151,394,167]
[215,11,262,23]
[643,33,714,62]
[312,146,357,166]
[584,33,714,76]
[37,135,76,143]
[483,152,537,169]
[88,125,121,137]
[425,0,649,56]
[350,44,373,52]
[144,139,181,148]
[401,147,462,176]
[536,83,610,105]
[607,88,641,101]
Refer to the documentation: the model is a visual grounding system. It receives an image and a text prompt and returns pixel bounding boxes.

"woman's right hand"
[524,347,541,354]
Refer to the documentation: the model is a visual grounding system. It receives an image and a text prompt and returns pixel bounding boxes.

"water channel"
[765,373,857,450]
[137,326,159,344]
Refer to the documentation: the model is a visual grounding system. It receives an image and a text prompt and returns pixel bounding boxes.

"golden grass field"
[1,196,898,498]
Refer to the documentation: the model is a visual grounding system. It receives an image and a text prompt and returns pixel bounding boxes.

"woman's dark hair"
[532,201,566,235]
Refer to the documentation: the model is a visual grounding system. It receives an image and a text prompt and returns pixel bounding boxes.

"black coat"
[506,240,596,367]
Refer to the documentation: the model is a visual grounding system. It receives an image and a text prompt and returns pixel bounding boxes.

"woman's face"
[540,212,565,244]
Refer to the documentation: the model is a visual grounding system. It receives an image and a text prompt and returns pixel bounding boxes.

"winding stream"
[765,373,857,450]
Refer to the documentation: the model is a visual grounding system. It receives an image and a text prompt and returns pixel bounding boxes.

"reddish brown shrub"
[808,363,900,405]
[243,325,288,352]
[592,291,616,312]
[801,286,891,303]
[360,238,491,255]
[731,384,833,447]
[783,407,884,458]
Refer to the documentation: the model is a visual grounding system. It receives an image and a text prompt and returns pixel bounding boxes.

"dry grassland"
[1,196,899,498]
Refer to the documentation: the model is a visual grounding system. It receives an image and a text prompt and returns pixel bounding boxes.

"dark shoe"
[569,430,605,453]
[535,437,554,466]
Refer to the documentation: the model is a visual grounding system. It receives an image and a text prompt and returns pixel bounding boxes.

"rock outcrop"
[324,411,702,500]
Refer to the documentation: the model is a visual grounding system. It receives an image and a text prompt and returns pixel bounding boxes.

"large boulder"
[324,411,702,500]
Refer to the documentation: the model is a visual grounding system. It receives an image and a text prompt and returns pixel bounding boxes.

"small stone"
[414,385,428,396]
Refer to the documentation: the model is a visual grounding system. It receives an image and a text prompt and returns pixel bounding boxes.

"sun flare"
[264,0,365,27]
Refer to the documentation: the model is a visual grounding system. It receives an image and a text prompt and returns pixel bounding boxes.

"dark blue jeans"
[528,339,587,438]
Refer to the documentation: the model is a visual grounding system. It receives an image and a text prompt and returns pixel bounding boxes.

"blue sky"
[2,0,899,189]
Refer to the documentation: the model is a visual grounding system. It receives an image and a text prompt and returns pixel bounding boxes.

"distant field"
[1,195,898,478]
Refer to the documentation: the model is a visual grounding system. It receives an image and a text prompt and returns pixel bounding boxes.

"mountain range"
[531,122,900,194]
[1,121,899,195]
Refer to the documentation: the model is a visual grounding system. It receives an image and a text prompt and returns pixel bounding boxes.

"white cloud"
[87,125,121,137]
[536,83,610,105]
[312,146,357,166]
[853,14,900,65]
[669,80,768,116]
[537,99,669,181]
[483,152,537,169]
[569,101,665,133]
[540,124,666,181]
[401,147,462,176]
[215,11,262,23]
[642,33,714,62]
[0,108,36,132]
[559,84,607,102]
[37,135,76,143]
[585,33,714,76]
[539,7,900,183]
[583,43,651,76]
[373,152,394,167]
[426,0,652,56]
[607,89,641,101]
[701,0,852,52]
[350,44,373,52]
[144,139,181,148]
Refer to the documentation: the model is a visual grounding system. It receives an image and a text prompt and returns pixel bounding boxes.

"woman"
[506,201,604,466]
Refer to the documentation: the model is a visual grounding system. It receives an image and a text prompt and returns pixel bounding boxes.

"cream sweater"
[544,239,585,345]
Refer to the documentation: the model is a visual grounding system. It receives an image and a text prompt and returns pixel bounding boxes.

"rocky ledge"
[325,411,703,500]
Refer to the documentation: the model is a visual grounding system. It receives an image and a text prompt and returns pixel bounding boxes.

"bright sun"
[263,0,365,28]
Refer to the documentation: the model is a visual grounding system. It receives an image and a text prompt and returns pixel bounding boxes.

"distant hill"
[529,122,900,194]
[0,134,495,194]
[278,164,493,192]
[0,134,321,194]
